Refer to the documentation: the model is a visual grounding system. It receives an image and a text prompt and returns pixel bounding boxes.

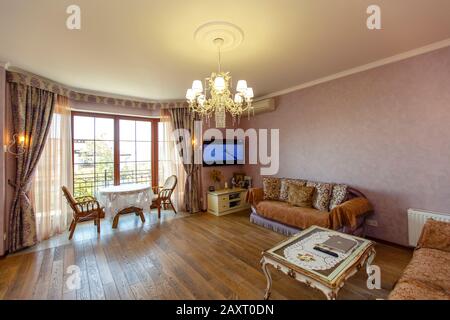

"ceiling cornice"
[256,38,450,101]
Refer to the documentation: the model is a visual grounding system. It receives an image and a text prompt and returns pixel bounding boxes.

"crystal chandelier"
[186,38,254,128]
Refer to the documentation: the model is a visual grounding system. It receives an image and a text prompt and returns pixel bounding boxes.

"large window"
[72,112,159,197]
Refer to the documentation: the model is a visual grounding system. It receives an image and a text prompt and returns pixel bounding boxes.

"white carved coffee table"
[261,226,376,300]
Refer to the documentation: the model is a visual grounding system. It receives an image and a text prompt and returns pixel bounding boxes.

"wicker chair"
[62,186,104,240]
[151,175,178,219]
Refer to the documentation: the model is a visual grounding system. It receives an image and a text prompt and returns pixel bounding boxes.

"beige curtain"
[33,96,72,241]
[159,109,186,212]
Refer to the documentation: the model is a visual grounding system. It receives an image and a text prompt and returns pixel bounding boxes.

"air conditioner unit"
[252,98,276,115]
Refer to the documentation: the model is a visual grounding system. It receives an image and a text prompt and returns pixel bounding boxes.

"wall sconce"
[6,134,26,156]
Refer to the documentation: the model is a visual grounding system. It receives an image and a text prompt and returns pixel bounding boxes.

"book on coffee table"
[320,235,358,254]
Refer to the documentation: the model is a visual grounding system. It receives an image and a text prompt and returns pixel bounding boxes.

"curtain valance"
[6,70,187,111]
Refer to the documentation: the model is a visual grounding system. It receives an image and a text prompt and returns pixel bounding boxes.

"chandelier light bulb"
[198,94,206,105]
[192,80,203,93]
[236,80,248,93]
[186,89,195,101]
[234,93,243,104]
[245,87,254,99]
[214,76,226,92]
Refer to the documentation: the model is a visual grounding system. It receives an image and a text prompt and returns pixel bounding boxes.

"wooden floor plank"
[47,260,64,300]
[31,248,55,300]
[83,240,106,300]
[0,263,20,300]
[63,290,76,300]
[3,251,44,299]
[73,240,90,300]
[102,243,135,300]
[129,282,148,300]
[91,240,114,285]
[103,282,121,300]
[62,244,75,295]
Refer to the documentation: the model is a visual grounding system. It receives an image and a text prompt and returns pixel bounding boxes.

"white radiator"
[408,208,450,247]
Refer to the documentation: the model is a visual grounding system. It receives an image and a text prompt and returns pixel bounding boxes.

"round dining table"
[96,183,154,229]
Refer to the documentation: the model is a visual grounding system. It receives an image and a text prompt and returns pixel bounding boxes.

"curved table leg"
[260,258,272,300]
[112,206,145,229]
[366,248,377,270]
[325,289,338,300]
[138,209,146,223]
[112,214,120,229]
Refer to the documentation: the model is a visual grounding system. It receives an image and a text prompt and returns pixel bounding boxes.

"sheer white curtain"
[33,96,72,241]
[159,109,186,212]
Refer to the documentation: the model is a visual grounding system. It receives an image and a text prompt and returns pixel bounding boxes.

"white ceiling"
[0,0,450,101]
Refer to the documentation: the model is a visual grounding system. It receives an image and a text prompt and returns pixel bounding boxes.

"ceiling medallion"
[186,22,253,128]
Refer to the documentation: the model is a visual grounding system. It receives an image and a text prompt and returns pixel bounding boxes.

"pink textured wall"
[241,46,450,246]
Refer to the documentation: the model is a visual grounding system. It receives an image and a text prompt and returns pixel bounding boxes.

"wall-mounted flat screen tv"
[203,139,245,166]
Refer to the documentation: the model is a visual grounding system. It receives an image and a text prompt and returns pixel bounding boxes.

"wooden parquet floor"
[0,211,412,300]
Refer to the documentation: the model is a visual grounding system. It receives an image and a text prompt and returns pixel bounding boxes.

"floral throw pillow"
[263,177,281,201]
[329,184,348,210]
[279,178,307,202]
[306,181,333,212]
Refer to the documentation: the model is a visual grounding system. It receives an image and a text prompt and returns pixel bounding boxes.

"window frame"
[71,111,160,195]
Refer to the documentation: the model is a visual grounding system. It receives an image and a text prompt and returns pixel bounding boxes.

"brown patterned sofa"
[246,177,373,236]
[389,220,450,300]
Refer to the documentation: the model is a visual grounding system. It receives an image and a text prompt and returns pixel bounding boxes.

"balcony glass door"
[72,113,159,198]
[73,115,115,196]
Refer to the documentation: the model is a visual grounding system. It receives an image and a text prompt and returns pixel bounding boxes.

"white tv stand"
[207,188,250,216]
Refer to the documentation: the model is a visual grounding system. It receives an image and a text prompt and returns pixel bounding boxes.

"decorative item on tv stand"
[209,169,223,192]
[244,176,252,188]
[232,172,246,188]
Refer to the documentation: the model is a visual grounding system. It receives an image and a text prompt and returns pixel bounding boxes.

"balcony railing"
[74,170,151,197]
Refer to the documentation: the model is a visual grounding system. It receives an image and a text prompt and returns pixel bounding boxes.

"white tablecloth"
[96,183,154,219]
[283,231,355,271]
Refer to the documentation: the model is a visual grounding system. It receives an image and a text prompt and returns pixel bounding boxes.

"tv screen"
[203,140,245,166]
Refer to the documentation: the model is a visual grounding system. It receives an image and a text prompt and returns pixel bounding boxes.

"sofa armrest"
[417,219,450,252]
[329,197,373,230]
[246,188,264,207]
